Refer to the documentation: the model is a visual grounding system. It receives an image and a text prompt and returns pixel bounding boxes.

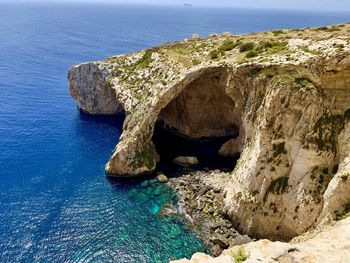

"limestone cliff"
[68,24,350,245]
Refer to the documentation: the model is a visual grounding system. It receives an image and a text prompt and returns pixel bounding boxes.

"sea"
[0,2,349,262]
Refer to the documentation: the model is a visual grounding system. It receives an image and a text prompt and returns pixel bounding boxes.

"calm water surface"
[0,3,349,262]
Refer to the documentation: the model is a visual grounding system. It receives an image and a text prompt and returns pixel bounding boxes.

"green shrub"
[272,29,285,36]
[246,49,261,58]
[295,77,315,90]
[244,40,287,58]
[136,50,153,68]
[192,58,200,65]
[210,40,242,59]
[220,40,242,51]
[230,247,250,263]
[317,26,329,31]
[210,49,221,59]
[268,177,289,195]
[239,42,255,52]
[341,174,349,182]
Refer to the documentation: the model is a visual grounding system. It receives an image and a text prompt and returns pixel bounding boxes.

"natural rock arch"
[69,49,350,242]
[152,67,246,168]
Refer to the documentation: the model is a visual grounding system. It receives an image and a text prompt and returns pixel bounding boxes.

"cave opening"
[152,68,243,175]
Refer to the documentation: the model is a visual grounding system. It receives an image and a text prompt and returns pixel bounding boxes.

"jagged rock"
[218,138,243,157]
[68,23,350,244]
[191,33,200,40]
[232,235,252,246]
[211,235,230,249]
[173,156,199,167]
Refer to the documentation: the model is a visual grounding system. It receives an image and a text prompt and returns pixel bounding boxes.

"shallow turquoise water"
[0,2,349,262]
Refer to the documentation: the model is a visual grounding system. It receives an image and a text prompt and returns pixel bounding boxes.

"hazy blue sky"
[4,0,350,12]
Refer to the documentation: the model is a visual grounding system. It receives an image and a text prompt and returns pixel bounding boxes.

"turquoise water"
[0,2,349,262]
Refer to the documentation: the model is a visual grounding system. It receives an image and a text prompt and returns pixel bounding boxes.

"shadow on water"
[78,110,126,129]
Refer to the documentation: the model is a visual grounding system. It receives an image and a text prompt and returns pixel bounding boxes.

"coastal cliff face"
[171,216,350,263]
[68,24,350,248]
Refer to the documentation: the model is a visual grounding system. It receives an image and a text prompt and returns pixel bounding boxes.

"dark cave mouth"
[152,123,241,174]
[151,68,244,175]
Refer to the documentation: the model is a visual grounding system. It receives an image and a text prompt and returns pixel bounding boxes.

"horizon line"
[1,1,350,13]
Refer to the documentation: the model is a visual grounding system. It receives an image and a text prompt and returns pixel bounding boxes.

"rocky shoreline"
[164,170,252,256]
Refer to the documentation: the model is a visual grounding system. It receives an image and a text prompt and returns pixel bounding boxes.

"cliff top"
[92,23,350,108]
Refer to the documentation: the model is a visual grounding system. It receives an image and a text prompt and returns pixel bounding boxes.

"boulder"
[173,156,199,167]
[156,173,168,183]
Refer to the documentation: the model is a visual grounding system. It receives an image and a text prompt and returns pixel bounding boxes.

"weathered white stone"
[173,156,199,167]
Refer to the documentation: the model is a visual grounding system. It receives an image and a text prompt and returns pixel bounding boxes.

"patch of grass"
[328,26,342,32]
[192,58,200,65]
[131,146,156,170]
[272,29,286,36]
[220,39,242,51]
[246,49,262,58]
[302,47,322,55]
[268,176,289,195]
[210,49,222,59]
[341,174,349,182]
[316,25,341,32]
[230,247,250,263]
[135,49,156,69]
[316,26,329,31]
[295,77,315,90]
[304,114,345,155]
[244,40,288,58]
[272,142,287,158]
[239,42,255,52]
[106,77,114,86]
[209,40,242,59]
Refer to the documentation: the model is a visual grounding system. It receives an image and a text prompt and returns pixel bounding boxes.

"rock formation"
[171,216,350,263]
[68,23,350,257]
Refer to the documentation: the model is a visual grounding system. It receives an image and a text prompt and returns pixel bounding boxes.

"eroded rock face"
[158,70,238,138]
[68,24,350,242]
[68,62,123,115]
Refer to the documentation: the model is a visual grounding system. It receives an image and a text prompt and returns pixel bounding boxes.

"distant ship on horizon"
[184,3,193,7]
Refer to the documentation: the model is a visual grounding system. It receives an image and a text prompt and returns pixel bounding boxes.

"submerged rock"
[157,204,177,217]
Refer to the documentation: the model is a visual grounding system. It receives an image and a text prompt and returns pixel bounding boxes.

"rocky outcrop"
[68,24,350,246]
[68,62,123,114]
[171,216,350,263]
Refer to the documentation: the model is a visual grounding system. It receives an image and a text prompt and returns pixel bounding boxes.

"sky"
[3,0,350,12]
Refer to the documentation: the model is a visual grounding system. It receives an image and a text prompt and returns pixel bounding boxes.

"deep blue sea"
[0,2,349,262]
